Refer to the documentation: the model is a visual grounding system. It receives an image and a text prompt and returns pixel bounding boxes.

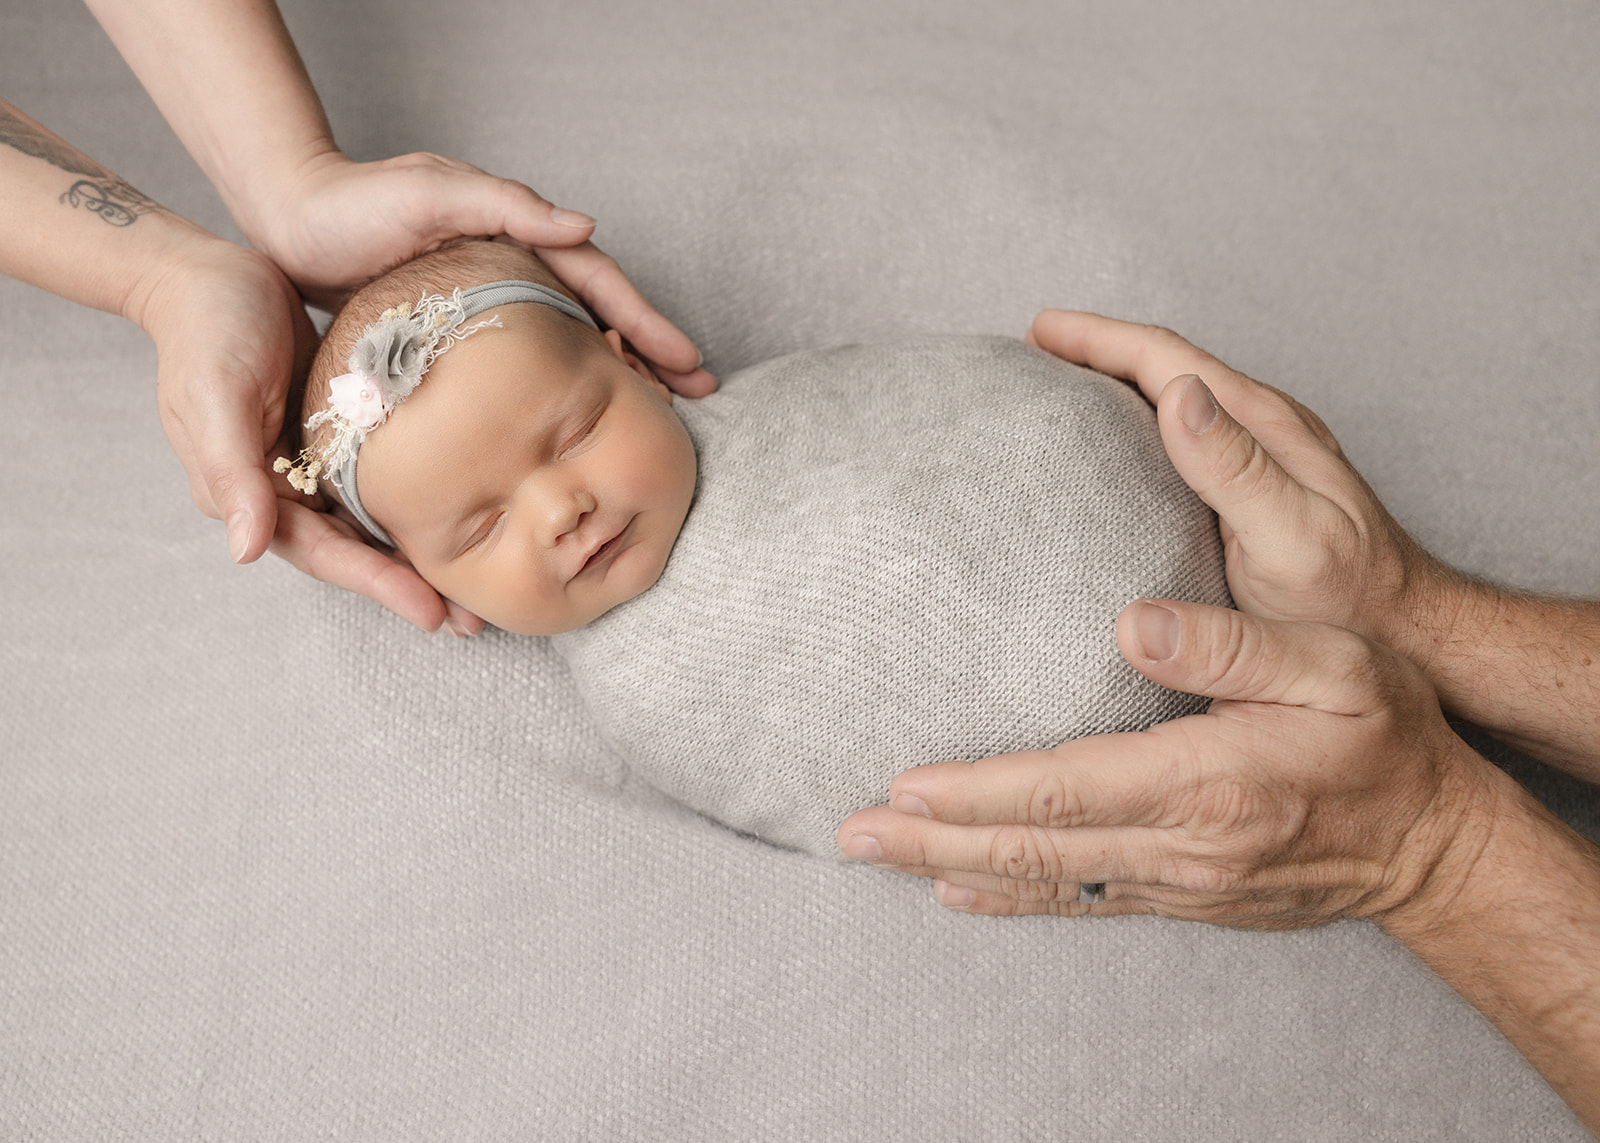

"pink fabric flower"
[326,372,386,431]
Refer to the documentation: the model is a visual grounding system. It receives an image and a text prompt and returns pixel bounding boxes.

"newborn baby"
[286,242,1230,855]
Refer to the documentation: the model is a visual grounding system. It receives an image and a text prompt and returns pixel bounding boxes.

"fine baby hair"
[286,243,598,539]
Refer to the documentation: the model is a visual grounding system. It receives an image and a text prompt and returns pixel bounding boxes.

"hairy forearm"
[1383,758,1600,1135]
[0,100,212,326]
[1403,570,1600,779]
[82,0,336,241]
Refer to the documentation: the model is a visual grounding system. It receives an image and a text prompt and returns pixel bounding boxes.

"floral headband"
[277,279,599,546]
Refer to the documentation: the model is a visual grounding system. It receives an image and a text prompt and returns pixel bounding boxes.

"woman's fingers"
[269,500,454,632]
[170,382,281,563]
[446,167,598,249]
[536,242,712,390]
[336,152,596,252]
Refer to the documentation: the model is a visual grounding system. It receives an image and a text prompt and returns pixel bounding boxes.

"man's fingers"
[839,803,1177,886]
[1154,374,1333,552]
[536,243,707,380]
[877,733,1203,831]
[1118,599,1384,716]
[269,501,452,632]
[929,874,1287,924]
[1028,311,1322,452]
[1029,310,1226,405]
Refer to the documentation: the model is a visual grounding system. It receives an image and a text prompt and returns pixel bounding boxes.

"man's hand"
[1027,311,1600,773]
[1027,310,1453,664]
[253,151,714,396]
[838,599,1499,929]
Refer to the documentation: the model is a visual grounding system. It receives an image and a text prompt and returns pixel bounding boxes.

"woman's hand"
[1026,311,1457,671]
[837,598,1499,928]
[129,230,483,633]
[251,151,714,396]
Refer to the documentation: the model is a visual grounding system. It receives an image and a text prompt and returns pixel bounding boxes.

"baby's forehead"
[431,305,592,400]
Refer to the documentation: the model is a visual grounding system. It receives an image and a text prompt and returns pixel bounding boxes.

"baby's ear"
[602,328,673,401]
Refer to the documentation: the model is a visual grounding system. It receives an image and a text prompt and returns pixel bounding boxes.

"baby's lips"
[574,518,632,578]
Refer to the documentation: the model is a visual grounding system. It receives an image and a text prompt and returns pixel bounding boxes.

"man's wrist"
[1373,740,1516,945]
[1389,562,1600,771]
[1377,756,1600,1132]
[1380,541,1471,681]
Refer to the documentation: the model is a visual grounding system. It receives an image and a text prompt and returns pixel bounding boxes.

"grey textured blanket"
[10,3,1598,1136]
[555,335,1231,853]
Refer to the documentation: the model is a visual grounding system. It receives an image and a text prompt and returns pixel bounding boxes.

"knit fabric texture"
[553,335,1231,854]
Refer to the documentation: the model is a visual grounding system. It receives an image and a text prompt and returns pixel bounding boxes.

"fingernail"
[1135,601,1181,661]
[442,618,472,639]
[226,513,250,563]
[891,792,932,817]
[551,207,595,228]
[839,833,882,863]
[935,881,976,910]
[1179,375,1218,435]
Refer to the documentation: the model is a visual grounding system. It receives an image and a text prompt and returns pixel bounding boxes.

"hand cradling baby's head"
[297,242,697,634]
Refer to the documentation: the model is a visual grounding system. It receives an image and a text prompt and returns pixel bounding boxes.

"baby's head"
[289,242,697,635]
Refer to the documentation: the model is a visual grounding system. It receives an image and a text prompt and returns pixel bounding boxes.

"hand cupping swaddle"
[552,335,1231,856]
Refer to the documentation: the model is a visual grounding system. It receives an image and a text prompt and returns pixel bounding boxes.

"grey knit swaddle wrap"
[553,335,1231,856]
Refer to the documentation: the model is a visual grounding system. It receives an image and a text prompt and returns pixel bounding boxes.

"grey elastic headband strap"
[331,280,600,547]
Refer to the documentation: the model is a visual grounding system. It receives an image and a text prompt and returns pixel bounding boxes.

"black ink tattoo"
[0,104,160,226]
[60,178,155,226]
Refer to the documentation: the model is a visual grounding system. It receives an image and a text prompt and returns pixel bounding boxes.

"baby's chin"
[473,592,635,637]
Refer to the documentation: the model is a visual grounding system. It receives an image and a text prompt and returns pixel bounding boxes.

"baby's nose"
[536,486,597,546]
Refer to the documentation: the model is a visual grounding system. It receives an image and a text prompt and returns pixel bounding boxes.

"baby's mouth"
[578,519,631,576]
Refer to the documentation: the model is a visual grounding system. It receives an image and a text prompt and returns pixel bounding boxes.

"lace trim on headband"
[275,289,502,497]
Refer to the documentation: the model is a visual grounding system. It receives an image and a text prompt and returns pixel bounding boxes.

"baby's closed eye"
[457,511,505,557]
[557,403,607,459]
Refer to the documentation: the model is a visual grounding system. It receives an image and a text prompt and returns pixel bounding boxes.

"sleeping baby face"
[352,304,698,635]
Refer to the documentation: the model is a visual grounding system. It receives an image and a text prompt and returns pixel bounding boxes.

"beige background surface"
[3,2,1597,1138]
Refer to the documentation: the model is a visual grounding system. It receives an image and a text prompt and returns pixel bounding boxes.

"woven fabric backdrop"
[3,2,1597,1139]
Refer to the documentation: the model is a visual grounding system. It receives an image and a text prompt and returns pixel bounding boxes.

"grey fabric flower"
[348,309,434,409]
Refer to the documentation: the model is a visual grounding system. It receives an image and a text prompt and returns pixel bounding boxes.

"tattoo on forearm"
[58,177,156,227]
[0,105,159,227]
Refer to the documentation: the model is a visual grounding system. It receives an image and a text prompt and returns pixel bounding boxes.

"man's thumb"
[1117,598,1380,716]
[1156,375,1310,548]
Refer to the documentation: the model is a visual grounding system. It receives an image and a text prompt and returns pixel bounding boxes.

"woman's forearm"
[82,0,337,243]
[0,99,214,326]
[1381,758,1600,1135]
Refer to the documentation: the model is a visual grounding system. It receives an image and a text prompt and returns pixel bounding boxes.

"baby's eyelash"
[559,406,605,457]
[460,511,504,555]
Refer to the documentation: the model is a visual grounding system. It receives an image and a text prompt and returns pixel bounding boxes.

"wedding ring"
[1078,882,1106,905]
